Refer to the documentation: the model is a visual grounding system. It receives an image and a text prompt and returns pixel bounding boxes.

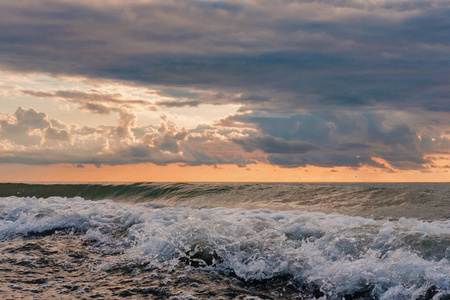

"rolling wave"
[0,182,448,220]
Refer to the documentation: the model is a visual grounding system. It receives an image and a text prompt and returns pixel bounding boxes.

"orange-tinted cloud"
[0,0,449,180]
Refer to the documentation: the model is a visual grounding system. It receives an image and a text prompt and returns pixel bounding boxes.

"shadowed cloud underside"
[0,0,449,181]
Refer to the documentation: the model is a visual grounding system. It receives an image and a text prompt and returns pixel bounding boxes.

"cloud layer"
[0,0,449,171]
[1,0,449,111]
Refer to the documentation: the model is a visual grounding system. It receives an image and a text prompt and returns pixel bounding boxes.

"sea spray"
[1,194,449,299]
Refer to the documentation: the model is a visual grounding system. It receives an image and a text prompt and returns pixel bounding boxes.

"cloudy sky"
[0,0,449,182]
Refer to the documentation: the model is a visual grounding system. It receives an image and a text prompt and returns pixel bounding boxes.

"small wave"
[0,182,448,220]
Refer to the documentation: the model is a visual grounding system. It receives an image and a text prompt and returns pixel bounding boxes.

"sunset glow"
[0,0,449,182]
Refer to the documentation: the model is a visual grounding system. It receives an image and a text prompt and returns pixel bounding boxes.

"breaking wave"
[1,195,449,299]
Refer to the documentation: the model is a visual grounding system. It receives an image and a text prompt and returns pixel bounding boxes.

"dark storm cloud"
[266,153,375,169]
[1,0,449,112]
[232,135,319,154]
[1,0,449,169]
[80,103,111,115]
[155,100,200,107]
[22,89,158,118]
[22,90,152,106]
[224,110,443,169]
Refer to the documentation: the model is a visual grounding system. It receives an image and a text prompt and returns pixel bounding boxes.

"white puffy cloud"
[0,107,252,166]
[0,107,50,146]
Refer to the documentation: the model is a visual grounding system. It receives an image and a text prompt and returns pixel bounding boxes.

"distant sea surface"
[0,182,449,299]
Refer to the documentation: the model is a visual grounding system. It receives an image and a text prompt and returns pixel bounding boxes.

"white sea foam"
[0,196,449,299]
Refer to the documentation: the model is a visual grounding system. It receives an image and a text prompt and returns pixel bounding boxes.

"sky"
[0,0,449,182]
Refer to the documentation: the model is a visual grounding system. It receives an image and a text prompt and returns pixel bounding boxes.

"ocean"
[0,182,448,299]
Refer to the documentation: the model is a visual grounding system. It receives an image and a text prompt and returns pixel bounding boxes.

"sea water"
[0,183,448,299]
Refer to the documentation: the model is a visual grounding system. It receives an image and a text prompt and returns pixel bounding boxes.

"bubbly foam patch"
[1,196,449,299]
